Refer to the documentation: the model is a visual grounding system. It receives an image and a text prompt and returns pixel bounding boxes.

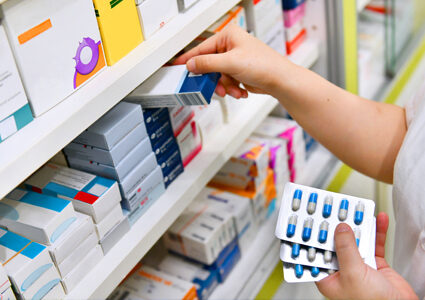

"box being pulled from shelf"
[93,0,143,65]
[0,188,77,246]
[0,0,106,117]
[64,121,148,166]
[25,163,121,224]
[0,228,64,300]
[135,0,178,40]
[74,102,144,151]
[126,65,221,107]
[0,24,33,143]
[118,265,198,300]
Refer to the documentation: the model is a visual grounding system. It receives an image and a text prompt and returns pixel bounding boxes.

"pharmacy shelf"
[65,95,279,300]
[289,39,320,69]
[0,0,241,201]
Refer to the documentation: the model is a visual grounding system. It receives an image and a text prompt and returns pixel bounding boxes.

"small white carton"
[1,287,16,300]
[48,212,95,266]
[0,189,77,246]
[168,106,195,137]
[25,163,121,223]
[0,265,11,294]
[192,100,224,145]
[176,119,202,167]
[99,217,130,254]
[61,245,103,293]
[94,204,124,240]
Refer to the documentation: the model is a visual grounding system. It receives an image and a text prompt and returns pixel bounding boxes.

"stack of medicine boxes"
[23,163,125,291]
[282,0,307,55]
[141,107,184,188]
[0,188,101,294]
[63,102,165,226]
[209,138,278,226]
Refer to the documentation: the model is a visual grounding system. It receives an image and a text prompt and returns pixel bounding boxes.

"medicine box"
[93,0,143,65]
[177,0,199,12]
[99,216,130,254]
[169,106,195,137]
[118,152,158,199]
[25,163,121,224]
[0,266,10,294]
[126,65,221,107]
[1,288,15,300]
[282,0,305,10]
[74,102,144,150]
[0,0,106,117]
[64,122,148,166]
[162,158,184,189]
[122,165,164,212]
[61,245,103,293]
[177,120,202,167]
[121,265,198,300]
[208,239,241,283]
[95,204,124,240]
[283,1,306,28]
[48,212,95,266]
[0,24,33,143]
[0,228,62,299]
[202,5,247,39]
[155,253,219,300]
[56,230,98,278]
[192,100,224,144]
[141,107,168,127]
[285,20,306,55]
[67,137,153,182]
[152,135,180,161]
[0,189,77,246]
[135,0,178,40]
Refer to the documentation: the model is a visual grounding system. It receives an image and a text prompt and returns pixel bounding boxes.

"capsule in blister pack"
[283,263,330,282]
[275,182,376,258]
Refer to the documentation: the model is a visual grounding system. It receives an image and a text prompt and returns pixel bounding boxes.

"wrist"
[268,57,300,100]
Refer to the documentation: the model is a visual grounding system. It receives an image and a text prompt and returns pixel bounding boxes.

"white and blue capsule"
[338,199,349,221]
[322,195,333,218]
[318,221,329,243]
[302,218,314,242]
[292,243,301,258]
[286,215,298,238]
[307,193,318,214]
[311,267,320,278]
[324,250,332,263]
[307,247,316,262]
[294,264,304,278]
[355,228,361,247]
[292,189,303,211]
[354,202,365,225]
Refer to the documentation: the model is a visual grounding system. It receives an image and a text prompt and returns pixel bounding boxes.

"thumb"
[334,223,364,278]
[186,53,232,75]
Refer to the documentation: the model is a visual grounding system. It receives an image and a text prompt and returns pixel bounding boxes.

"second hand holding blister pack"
[275,183,377,282]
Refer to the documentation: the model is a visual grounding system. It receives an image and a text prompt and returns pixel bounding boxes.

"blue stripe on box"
[0,231,45,259]
[44,182,78,199]
[21,242,46,259]
[0,103,33,143]
[81,176,115,195]
[179,72,221,105]
[18,189,70,212]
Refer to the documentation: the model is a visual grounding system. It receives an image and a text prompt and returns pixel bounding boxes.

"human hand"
[316,212,418,300]
[174,24,294,99]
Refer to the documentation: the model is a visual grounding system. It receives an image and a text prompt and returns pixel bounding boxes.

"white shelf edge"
[0,0,241,200]
[64,96,278,300]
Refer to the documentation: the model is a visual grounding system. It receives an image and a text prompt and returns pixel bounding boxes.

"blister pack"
[275,183,375,258]
[280,242,339,270]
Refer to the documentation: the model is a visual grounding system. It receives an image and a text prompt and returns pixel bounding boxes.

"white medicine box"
[0,24,33,143]
[0,0,106,117]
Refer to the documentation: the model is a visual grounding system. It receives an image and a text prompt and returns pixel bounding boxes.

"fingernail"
[335,223,351,233]
[187,59,196,73]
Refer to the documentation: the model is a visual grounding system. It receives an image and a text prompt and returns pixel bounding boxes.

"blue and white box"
[64,122,148,166]
[0,189,77,246]
[126,65,221,107]
[67,137,153,182]
[163,161,184,189]
[141,107,170,135]
[122,165,165,212]
[151,134,178,159]
[25,163,121,224]
[146,119,174,150]
[0,24,33,143]
[0,228,65,299]
[74,102,144,150]
[158,146,184,187]
[207,239,241,283]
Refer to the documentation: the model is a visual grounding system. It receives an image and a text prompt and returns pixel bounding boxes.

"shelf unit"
[0,0,241,201]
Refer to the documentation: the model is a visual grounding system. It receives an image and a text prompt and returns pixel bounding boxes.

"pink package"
[283,2,306,28]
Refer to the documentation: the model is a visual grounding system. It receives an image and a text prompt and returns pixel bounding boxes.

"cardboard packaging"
[203,5,247,39]
[0,0,106,117]
[125,65,221,107]
[25,163,121,224]
[206,239,241,283]
[154,253,218,300]
[94,204,124,240]
[0,265,11,294]
[162,154,184,189]
[283,1,306,28]
[67,137,153,182]
[147,119,175,151]
[192,100,224,145]
[64,122,148,166]
[169,106,195,137]
[0,189,77,246]
[74,102,144,150]
[120,265,198,300]
[0,228,63,299]
[99,216,130,254]
[284,20,306,55]
[176,120,202,167]
[61,245,103,293]
[0,24,33,143]
[48,212,95,266]
[135,0,178,40]
[1,288,16,300]
[93,0,143,65]
[177,0,199,11]
[243,0,286,55]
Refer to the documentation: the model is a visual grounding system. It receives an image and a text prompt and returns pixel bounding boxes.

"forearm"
[271,61,407,183]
